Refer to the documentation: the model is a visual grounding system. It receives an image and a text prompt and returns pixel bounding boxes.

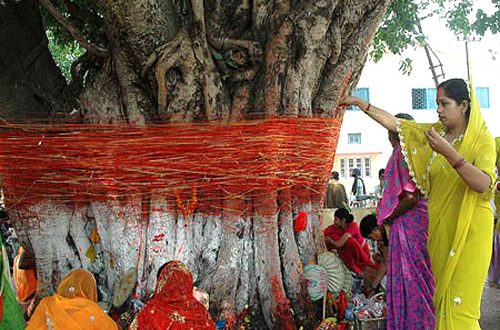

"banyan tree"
[3,0,480,328]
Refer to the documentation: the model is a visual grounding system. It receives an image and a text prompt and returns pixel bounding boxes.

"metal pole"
[465,39,470,78]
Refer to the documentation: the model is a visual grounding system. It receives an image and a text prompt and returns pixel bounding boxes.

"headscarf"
[26,269,118,330]
[136,261,216,330]
[496,137,500,168]
[397,78,496,196]
[13,246,38,302]
[495,137,500,228]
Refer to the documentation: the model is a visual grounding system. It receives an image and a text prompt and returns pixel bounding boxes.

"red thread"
[0,118,341,220]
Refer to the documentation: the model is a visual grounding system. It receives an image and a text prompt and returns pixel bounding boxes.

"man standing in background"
[324,171,349,210]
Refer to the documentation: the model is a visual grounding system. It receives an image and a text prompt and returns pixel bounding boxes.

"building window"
[348,133,361,144]
[364,157,371,177]
[349,88,370,111]
[412,87,490,110]
[340,159,346,178]
[411,88,437,110]
[348,158,354,178]
[339,157,372,178]
[476,87,490,108]
[356,158,362,171]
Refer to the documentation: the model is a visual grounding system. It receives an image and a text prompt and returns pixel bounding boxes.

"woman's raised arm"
[339,96,398,132]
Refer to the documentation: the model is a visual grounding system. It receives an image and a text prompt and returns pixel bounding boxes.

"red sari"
[345,222,371,258]
[324,223,372,274]
[133,261,216,330]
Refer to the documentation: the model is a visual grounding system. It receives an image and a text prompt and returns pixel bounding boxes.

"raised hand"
[425,127,454,157]
[339,95,366,108]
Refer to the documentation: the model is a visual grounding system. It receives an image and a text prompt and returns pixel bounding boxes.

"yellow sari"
[26,269,118,330]
[397,82,496,329]
[495,137,500,230]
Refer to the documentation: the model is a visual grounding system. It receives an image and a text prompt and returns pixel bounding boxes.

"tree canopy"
[371,0,499,72]
[38,0,500,80]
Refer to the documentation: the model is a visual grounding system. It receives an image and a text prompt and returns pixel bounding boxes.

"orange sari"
[13,246,38,302]
[132,261,216,330]
[26,269,118,330]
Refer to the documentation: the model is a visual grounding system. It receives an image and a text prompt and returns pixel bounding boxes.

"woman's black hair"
[391,113,414,143]
[395,113,414,121]
[437,78,471,119]
[359,214,378,238]
[157,261,175,279]
[334,208,354,224]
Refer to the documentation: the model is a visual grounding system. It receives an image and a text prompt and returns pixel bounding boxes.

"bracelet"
[363,103,371,113]
[452,157,466,169]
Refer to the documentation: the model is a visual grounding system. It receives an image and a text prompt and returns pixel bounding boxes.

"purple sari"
[488,227,500,284]
[377,144,435,330]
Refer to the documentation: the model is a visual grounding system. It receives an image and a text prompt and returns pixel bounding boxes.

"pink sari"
[377,144,435,330]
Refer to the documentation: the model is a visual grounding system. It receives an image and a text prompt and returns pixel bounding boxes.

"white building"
[334,18,500,192]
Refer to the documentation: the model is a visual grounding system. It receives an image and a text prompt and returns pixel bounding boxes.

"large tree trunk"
[0,0,391,328]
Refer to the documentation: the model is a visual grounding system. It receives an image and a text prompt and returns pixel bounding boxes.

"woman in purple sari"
[377,113,435,330]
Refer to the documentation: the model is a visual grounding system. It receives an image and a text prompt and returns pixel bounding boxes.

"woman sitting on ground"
[324,208,372,274]
[26,268,118,330]
[359,214,389,297]
[13,243,38,316]
[130,260,216,330]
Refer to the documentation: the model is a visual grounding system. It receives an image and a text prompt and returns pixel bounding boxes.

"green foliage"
[40,0,104,80]
[372,0,500,70]
[371,0,421,63]
[472,8,500,35]
[399,57,413,76]
[444,0,474,37]
[46,30,85,81]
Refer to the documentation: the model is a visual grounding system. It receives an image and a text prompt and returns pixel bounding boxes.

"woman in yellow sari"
[340,78,496,329]
[487,137,500,285]
[27,268,118,330]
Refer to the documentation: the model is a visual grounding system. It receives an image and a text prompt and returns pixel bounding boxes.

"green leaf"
[46,30,85,81]
[399,57,413,75]
[225,59,239,69]
[212,52,224,61]
[372,0,500,72]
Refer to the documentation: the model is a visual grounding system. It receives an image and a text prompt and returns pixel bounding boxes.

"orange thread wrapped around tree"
[0,118,340,217]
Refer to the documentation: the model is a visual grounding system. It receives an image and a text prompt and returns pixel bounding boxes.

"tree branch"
[38,0,109,58]
[154,34,183,113]
[62,0,102,25]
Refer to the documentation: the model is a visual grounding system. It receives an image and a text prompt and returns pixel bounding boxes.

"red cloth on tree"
[294,211,308,232]
[135,261,216,330]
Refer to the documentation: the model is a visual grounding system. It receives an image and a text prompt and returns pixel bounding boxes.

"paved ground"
[480,283,500,329]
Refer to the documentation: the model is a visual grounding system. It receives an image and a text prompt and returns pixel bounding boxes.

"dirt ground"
[480,282,500,329]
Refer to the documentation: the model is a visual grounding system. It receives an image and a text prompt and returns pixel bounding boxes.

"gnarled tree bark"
[0,0,391,328]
